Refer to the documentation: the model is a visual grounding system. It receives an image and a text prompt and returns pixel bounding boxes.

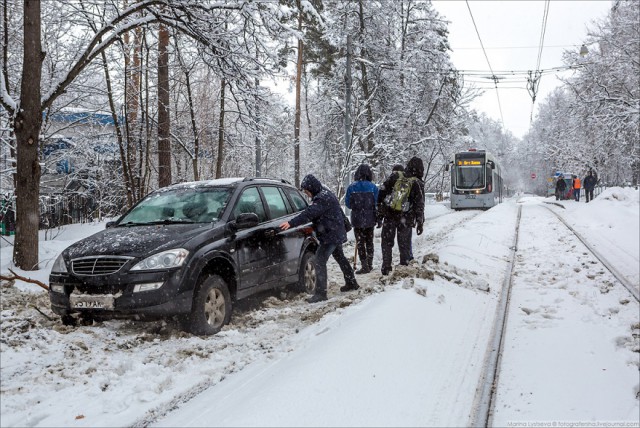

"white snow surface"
[1,189,638,427]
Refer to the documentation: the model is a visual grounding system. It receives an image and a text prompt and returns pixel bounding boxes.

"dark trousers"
[314,242,356,296]
[354,227,374,269]
[314,242,337,296]
[585,189,594,202]
[332,244,357,286]
[574,188,580,201]
[381,219,413,270]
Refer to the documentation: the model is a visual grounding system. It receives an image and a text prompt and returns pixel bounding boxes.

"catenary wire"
[465,0,506,131]
[530,0,551,123]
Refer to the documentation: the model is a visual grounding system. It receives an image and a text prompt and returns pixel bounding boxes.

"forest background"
[0,0,638,271]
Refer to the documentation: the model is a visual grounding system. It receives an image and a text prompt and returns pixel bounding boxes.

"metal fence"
[1,193,125,236]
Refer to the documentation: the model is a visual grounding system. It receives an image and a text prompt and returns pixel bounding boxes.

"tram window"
[455,166,484,189]
[486,166,493,189]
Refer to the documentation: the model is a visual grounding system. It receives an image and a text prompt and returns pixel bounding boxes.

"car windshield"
[118,187,232,225]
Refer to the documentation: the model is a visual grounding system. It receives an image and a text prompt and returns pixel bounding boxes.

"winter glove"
[416,223,423,235]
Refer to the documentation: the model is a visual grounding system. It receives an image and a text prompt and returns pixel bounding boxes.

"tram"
[446,149,503,210]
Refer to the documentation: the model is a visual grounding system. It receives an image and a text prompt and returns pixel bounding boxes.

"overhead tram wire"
[529,0,550,123]
[465,0,506,131]
[535,1,550,71]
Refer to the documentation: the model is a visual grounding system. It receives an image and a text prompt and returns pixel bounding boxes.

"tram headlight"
[475,190,481,194]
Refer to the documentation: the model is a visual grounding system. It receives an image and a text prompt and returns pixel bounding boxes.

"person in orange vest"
[572,175,581,202]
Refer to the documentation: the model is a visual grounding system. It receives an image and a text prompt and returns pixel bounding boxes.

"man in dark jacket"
[280,174,358,303]
[555,176,567,200]
[377,157,425,275]
[345,164,379,274]
[583,170,597,203]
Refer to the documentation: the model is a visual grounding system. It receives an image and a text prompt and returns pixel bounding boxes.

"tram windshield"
[455,166,485,189]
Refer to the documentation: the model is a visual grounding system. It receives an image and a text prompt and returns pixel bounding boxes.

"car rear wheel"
[297,251,316,295]
[187,275,232,335]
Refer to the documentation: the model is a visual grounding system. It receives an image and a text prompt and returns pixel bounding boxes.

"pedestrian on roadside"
[345,164,379,274]
[572,175,581,202]
[376,164,404,230]
[377,157,425,276]
[583,170,597,203]
[280,174,359,303]
[555,176,567,200]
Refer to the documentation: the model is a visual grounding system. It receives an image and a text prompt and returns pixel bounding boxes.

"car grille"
[71,256,133,276]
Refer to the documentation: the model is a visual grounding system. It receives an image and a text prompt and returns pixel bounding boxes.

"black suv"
[49,178,318,335]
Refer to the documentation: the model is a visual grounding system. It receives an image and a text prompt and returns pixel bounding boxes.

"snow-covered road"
[1,189,638,427]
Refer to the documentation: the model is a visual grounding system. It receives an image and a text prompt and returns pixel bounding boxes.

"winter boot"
[355,264,371,275]
[356,257,373,274]
[381,266,392,276]
[307,293,328,303]
[340,280,360,292]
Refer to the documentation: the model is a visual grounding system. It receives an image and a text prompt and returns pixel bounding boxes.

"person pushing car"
[279,174,358,303]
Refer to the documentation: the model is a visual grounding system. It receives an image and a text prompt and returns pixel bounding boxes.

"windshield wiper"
[150,219,198,225]
[118,219,196,227]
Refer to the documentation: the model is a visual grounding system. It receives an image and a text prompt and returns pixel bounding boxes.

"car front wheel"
[187,274,232,335]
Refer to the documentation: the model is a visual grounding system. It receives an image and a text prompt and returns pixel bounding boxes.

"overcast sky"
[431,0,613,139]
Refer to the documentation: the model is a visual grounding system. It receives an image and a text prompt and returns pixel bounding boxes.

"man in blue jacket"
[345,164,379,274]
[280,174,358,303]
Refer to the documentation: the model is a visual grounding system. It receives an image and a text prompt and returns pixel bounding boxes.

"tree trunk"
[13,0,42,270]
[123,27,143,202]
[294,0,303,188]
[157,23,171,187]
[357,0,374,153]
[215,78,226,178]
[255,75,261,177]
[102,51,134,208]
[175,37,200,181]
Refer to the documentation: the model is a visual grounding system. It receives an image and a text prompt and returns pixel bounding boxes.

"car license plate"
[465,194,476,199]
[70,295,114,310]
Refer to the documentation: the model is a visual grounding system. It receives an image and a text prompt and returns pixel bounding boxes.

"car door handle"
[264,229,276,238]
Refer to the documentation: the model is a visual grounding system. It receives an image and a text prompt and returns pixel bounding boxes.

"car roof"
[157,177,295,192]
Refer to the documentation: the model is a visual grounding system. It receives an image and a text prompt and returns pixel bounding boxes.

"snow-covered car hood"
[63,223,217,259]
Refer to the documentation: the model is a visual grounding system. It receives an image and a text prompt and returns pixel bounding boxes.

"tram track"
[470,201,638,426]
[420,208,484,252]
[543,205,640,303]
[469,204,523,427]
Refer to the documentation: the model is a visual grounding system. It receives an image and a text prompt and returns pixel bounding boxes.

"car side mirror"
[234,212,260,230]
[487,161,495,169]
[106,221,117,229]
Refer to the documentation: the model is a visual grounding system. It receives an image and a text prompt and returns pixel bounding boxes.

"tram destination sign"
[457,159,483,166]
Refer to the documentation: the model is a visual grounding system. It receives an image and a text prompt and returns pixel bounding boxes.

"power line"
[535,1,550,72]
[465,0,506,130]
[530,0,550,123]
[451,44,579,50]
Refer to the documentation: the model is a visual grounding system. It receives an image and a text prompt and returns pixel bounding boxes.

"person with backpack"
[377,157,425,276]
[583,170,597,203]
[280,174,359,303]
[345,164,379,274]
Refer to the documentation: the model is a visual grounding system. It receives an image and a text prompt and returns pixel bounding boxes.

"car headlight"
[130,249,189,271]
[51,253,68,274]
